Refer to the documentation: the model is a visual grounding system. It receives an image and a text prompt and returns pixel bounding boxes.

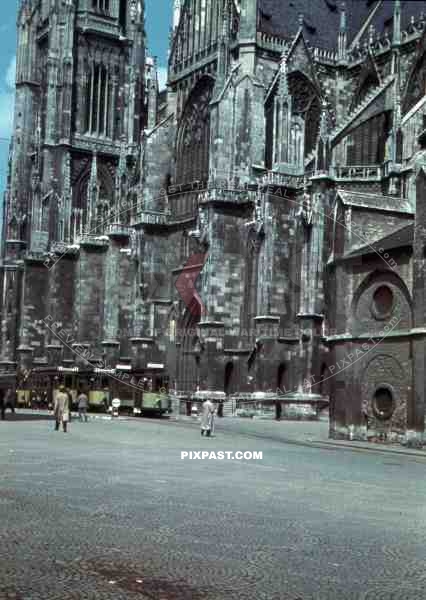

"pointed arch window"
[264,71,320,168]
[346,112,391,165]
[8,216,18,240]
[176,76,214,184]
[92,0,110,14]
[72,166,114,239]
[265,92,275,169]
[290,120,304,167]
[86,63,111,137]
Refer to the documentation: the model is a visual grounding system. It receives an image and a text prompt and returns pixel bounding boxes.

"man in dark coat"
[275,399,282,421]
[0,388,15,420]
[0,388,4,420]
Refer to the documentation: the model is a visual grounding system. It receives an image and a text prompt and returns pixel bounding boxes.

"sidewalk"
[11,409,426,458]
[5,409,131,422]
[174,413,426,458]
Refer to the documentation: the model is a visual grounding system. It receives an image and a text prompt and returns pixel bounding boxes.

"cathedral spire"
[90,150,98,188]
[278,47,289,98]
[217,0,230,83]
[393,0,401,46]
[338,2,347,61]
[173,0,181,31]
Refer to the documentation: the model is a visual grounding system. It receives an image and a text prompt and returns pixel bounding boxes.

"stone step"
[222,400,234,417]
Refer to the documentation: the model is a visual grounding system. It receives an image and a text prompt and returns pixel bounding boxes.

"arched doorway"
[276,362,287,394]
[224,361,234,395]
[221,361,234,417]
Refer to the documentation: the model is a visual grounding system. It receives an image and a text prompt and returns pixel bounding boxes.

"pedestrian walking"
[200,399,216,437]
[0,388,5,421]
[275,399,282,421]
[77,390,89,422]
[65,388,73,422]
[54,385,70,432]
[4,388,15,416]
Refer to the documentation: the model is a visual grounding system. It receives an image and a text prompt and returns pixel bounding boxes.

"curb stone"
[310,439,426,458]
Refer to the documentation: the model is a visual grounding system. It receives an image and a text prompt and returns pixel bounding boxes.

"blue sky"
[0,0,173,193]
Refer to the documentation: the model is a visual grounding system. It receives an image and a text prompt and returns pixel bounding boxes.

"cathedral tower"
[0,0,146,386]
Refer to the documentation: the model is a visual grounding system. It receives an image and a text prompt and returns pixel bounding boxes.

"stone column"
[328,342,349,439]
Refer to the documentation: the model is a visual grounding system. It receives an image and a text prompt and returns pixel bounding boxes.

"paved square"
[1,415,426,599]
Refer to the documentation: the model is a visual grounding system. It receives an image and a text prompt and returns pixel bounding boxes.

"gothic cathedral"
[3,0,426,446]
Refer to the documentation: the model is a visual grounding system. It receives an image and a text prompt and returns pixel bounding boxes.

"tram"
[12,365,171,417]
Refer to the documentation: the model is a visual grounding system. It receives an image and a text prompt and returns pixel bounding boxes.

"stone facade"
[3,0,426,442]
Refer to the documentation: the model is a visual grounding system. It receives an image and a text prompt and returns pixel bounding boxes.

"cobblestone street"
[1,415,426,599]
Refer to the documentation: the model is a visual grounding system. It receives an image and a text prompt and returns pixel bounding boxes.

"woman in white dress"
[200,399,216,437]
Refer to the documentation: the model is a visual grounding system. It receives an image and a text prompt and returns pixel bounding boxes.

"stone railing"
[77,234,110,248]
[261,170,305,189]
[257,31,287,53]
[312,47,338,64]
[106,223,132,238]
[80,11,120,37]
[72,133,121,156]
[50,241,80,256]
[331,165,382,181]
[134,209,169,226]
[206,187,252,204]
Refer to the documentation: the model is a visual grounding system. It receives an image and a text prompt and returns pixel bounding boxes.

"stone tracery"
[175,76,214,184]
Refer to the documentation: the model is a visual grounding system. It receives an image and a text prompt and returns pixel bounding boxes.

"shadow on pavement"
[1,411,54,422]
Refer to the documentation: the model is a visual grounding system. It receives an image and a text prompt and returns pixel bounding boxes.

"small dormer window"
[92,0,110,14]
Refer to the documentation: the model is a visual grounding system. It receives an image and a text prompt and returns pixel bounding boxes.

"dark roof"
[359,1,426,45]
[337,189,413,214]
[347,223,413,259]
[258,0,426,51]
[258,0,377,49]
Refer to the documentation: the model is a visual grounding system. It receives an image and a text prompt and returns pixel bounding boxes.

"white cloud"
[0,55,16,139]
[157,66,168,91]
[6,56,16,90]
[0,91,14,139]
